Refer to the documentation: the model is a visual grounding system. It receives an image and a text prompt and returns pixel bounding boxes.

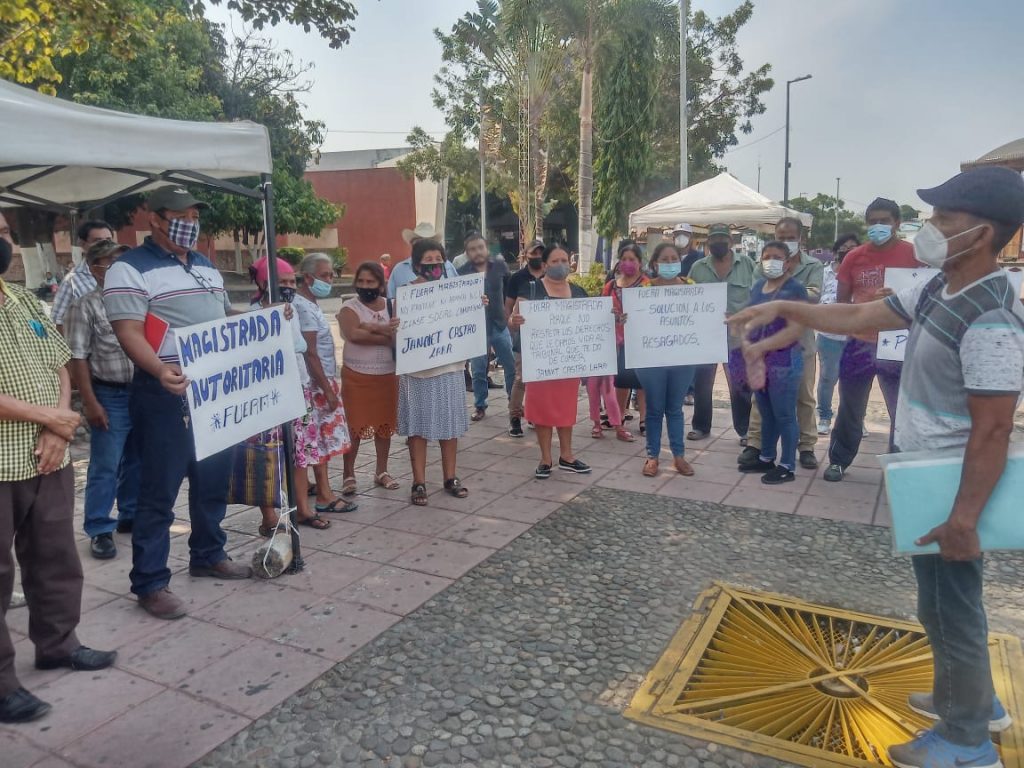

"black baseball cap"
[147,186,210,213]
[917,167,1024,226]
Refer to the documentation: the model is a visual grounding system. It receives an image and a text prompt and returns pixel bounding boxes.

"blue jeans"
[754,350,803,470]
[815,335,846,422]
[128,371,231,597]
[83,383,140,538]
[637,365,696,458]
[471,325,516,411]
[913,554,993,747]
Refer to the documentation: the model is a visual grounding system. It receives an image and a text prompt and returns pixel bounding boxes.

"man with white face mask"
[669,223,703,277]
[820,197,919,482]
[727,166,1024,768]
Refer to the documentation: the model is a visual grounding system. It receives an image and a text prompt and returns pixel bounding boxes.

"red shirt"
[837,239,918,342]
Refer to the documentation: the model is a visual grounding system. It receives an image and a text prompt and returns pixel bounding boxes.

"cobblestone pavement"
[197,487,1024,768]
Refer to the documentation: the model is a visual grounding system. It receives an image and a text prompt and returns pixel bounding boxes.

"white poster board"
[395,273,487,375]
[520,296,617,382]
[622,283,729,369]
[177,307,306,460]
[878,267,1024,361]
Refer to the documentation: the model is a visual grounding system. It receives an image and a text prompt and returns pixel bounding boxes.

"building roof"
[962,137,1024,172]
[307,147,413,173]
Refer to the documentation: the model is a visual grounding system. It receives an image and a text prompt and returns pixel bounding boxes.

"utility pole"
[834,177,841,241]
[679,0,688,189]
[756,159,762,193]
[479,86,487,239]
[783,74,812,203]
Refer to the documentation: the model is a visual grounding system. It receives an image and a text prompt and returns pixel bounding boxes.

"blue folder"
[878,447,1024,555]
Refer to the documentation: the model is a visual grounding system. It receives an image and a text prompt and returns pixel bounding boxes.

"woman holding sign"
[630,243,699,478]
[509,245,592,479]
[603,243,649,436]
[397,240,473,506]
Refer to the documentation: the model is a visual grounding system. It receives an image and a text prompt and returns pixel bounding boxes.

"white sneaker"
[817,419,831,435]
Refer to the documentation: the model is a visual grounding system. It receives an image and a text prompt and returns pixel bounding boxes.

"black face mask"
[708,241,731,259]
[527,256,543,270]
[419,263,443,281]
[0,238,11,275]
[278,286,296,303]
[357,286,381,303]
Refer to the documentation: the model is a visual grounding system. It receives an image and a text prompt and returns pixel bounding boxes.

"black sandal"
[443,477,468,498]
[411,483,428,506]
[316,498,358,514]
[297,513,331,530]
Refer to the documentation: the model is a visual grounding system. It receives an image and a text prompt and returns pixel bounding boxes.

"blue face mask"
[867,223,893,246]
[310,278,332,299]
[657,262,682,279]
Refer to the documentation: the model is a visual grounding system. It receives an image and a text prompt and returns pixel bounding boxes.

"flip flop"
[297,513,331,530]
[315,498,358,514]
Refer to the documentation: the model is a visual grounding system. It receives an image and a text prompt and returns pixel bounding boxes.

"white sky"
[206,0,1024,214]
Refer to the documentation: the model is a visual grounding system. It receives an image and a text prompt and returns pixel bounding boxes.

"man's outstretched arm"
[727,297,907,339]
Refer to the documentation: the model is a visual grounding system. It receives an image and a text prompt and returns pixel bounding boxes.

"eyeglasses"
[181,261,218,295]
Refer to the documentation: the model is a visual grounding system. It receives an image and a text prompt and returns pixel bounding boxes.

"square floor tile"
[677,461,742,487]
[277,550,380,597]
[480,496,561,524]
[76,598,167,652]
[595,468,671,494]
[0,730,49,768]
[323,526,428,564]
[61,689,249,768]
[390,537,495,579]
[11,635,71,692]
[573,449,631,470]
[177,638,332,718]
[194,582,308,637]
[805,478,881,503]
[722,486,801,514]
[795,495,875,524]
[332,496,412,526]
[424,487,503,514]
[25,668,162,749]
[438,515,531,549]
[375,506,467,536]
[737,470,813,494]
[116,617,245,685]
[515,478,582,504]
[270,599,400,661]
[164,572,251,614]
[334,565,453,615]
[656,477,733,504]
[457,469,530,495]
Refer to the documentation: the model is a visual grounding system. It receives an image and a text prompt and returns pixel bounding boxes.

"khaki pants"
[509,351,526,419]
[747,349,818,453]
[0,466,82,696]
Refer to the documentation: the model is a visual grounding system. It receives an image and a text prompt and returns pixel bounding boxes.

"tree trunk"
[577,52,595,272]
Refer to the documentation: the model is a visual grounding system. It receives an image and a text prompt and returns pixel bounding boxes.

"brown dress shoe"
[139,588,186,621]
[189,558,252,580]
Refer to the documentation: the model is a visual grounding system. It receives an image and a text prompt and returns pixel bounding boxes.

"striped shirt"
[103,238,232,363]
[0,280,71,481]
[886,271,1024,453]
[51,260,98,325]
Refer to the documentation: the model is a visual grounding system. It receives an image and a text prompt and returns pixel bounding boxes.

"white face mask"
[763,258,786,279]
[785,241,800,256]
[913,222,986,268]
[674,234,690,248]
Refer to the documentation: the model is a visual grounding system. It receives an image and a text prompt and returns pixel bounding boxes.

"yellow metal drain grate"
[626,584,1024,767]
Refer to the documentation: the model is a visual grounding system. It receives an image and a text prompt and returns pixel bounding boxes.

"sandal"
[443,477,469,498]
[600,416,613,430]
[296,513,331,530]
[375,472,400,490]
[258,522,279,538]
[642,458,659,477]
[341,476,357,496]
[411,483,428,506]
[315,498,358,514]
[674,456,696,476]
[615,427,634,442]
[687,429,709,441]
[591,424,604,439]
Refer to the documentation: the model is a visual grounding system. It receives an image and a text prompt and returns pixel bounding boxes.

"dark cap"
[917,167,1024,226]
[707,223,731,237]
[85,239,129,263]
[526,239,545,253]
[147,186,210,213]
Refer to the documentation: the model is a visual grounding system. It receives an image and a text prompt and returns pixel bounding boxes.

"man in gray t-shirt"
[726,166,1024,768]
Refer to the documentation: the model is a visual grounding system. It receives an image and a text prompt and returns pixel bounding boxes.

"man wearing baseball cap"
[727,166,1024,768]
[668,223,704,277]
[504,239,547,437]
[65,239,138,561]
[104,186,251,620]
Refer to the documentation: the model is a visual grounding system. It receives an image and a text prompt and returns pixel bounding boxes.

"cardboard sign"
[877,267,1024,361]
[622,283,729,369]
[177,307,306,460]
[520,296,617,382]
[395,273,487,375]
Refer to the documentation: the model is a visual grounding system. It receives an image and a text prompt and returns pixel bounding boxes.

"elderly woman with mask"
[295,253,355,514]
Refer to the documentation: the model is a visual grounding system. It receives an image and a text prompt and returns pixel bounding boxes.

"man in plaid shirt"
[0,212,116,724]
[50,220,114,334]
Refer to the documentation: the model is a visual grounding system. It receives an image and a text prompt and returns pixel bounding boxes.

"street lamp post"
[783,74,812,204]
[679,0,689,189]
[834,177,841,241]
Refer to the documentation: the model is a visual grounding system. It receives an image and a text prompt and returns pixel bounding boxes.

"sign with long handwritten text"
[177,307,305,460]
[520,296,617,382]
[395,273,487,375]
[622,283,728,369]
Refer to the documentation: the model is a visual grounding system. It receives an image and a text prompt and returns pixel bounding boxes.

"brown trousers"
[0,466,82,697]
[509,351,526,419]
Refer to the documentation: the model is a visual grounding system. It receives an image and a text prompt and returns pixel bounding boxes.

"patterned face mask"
[166,217,200,250]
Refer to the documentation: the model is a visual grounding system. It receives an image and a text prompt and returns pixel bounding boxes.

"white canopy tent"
[628,172,813,233]
[0,78,272,212]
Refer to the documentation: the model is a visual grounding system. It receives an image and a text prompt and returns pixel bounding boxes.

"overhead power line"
[725,125,786,154]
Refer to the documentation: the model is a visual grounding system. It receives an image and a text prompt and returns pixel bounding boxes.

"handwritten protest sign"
[177,307,306,460]
[622,283,728,369]
[878,267,1024,361]
[395,273,487,375]
[520,296,617,382]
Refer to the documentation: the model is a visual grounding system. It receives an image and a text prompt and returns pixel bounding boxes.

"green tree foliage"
[197,0,358,49]
[787,194,866,249]
[899,203,921,221]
